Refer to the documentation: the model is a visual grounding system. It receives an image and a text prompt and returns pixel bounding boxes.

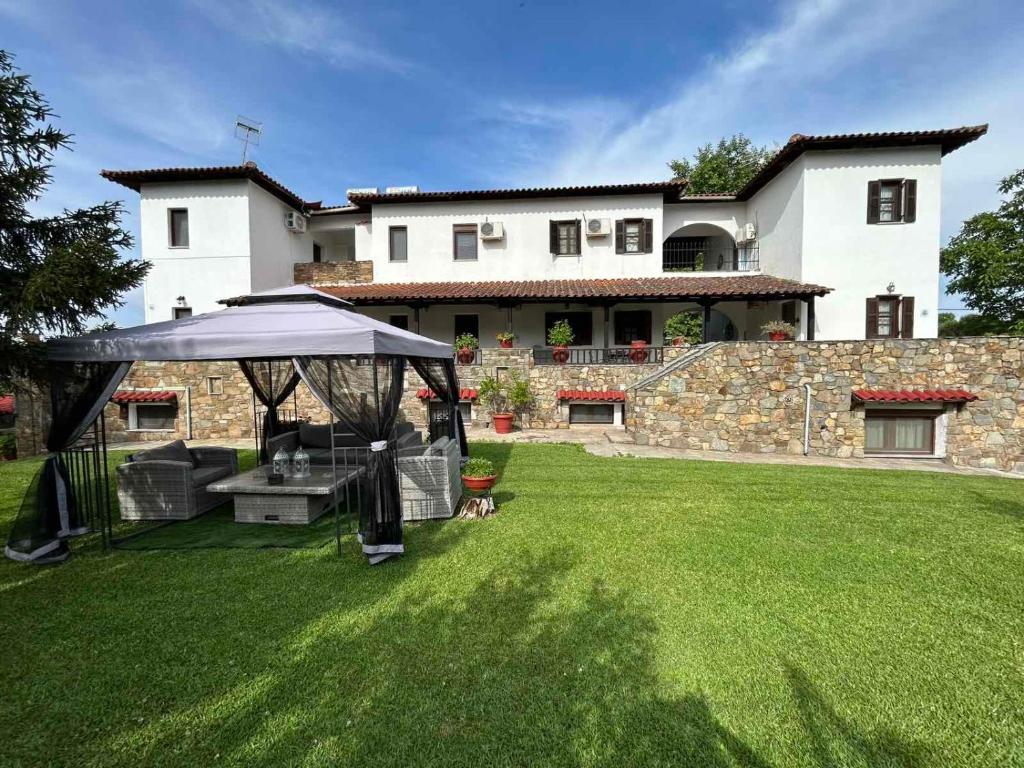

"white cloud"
[188,0,410,73]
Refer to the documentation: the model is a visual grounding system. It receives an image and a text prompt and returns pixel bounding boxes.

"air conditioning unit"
[736,222,756,242]
[384,185,420,195]
[285,211,307,233]
[480,221,504,240]
[586,218,611,236]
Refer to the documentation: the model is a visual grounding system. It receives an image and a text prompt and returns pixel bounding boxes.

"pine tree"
[0,50,149,388]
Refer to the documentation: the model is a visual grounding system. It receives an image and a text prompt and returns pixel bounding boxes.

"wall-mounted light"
[886,282,896,294]
[176,295,188,306]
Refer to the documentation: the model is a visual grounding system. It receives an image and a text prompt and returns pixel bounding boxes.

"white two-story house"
[103,125,986,359]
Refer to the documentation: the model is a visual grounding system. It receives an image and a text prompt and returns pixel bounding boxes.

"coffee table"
[207,466,365,525]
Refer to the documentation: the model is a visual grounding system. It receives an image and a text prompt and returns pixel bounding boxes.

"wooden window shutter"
[867,181,881,224]
[549,221,558,254]
[865,297,879,338]
[903,180,917,223]
[615,220,625,253]
[643,219,654,253]
[892,179,903,222]
[574,219,582,254]
[900,296,915,338]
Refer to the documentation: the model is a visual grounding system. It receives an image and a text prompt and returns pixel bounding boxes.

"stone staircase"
[629,342,721,391]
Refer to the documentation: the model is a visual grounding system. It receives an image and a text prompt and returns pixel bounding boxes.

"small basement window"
[569,403,615,425]
[129,402,177,431]
[864,409,937,455]
[207,376,223,395]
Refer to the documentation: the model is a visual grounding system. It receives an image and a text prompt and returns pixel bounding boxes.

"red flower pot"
[462,474,497,492]
[551,345,570,364]
[628,340,649,364]
[499,339,513,348]
[768,331,790,342]
[492,413,514,433]
[457,347,476,365]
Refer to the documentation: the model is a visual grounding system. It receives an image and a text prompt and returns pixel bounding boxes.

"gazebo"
[5,285,467,565]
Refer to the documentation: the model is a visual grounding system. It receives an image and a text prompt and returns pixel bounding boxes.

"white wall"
[800,147,942,339]
[746,156,805,282]
[247,182,313,292]
[368,195,665,283]
[139,180,252,322]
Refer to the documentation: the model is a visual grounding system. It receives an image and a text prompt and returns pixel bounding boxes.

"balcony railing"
[663,236,758,272]
[533,346,664,366]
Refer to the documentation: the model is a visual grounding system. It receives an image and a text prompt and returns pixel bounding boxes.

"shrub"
[495,331,516,343]
[0,433,16,460]
[478,371,533,415]
[761,321,797,338]
[454,333,479,350]
[663,312,703,344]
[547,320,574,346]
[461,457,495,477]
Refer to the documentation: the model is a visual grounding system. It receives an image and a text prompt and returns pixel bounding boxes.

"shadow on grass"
[969,489,1024,522]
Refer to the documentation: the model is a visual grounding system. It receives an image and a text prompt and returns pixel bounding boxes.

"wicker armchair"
[398,437,463,521]
[116,442,239,521]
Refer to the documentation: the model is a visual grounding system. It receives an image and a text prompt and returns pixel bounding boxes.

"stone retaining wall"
[293,260,373,285]
[629,337,1024,473]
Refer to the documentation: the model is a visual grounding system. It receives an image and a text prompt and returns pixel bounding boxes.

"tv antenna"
[234,116,262,163]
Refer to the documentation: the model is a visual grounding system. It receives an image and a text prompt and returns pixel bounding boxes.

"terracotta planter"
[499,339,513,349]
[457,347,477,365]
[628,340,649,364]
[462,474,497,492]
[492,413,514,433]
[551,345,570,364]
[768,331,791,342]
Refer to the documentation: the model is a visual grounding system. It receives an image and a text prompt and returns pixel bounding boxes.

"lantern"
[292,444,311,478]
[273,446,290,477]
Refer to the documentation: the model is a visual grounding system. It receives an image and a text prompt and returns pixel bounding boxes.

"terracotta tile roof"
[416,388,478,400]
[557,390,626,402]
[0,395,14,415]
[101,163,313,212]
[321,275,831,304]
[737,125,988,199]
[112,391,178,404]
[346,180,688,205]
[852,389,978,404]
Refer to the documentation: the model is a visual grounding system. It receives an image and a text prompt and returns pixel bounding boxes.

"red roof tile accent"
[852,389,978,404]
[416,388,478,400]
[101,164,316,212]
[557,390,626,402]
[0,395,14,415]
[112,391,178,404]
[322,275,830,304]
[346,180,688,205]
[737,125,988,199]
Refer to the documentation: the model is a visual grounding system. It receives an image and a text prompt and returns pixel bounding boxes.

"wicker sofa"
[116,440,239,521]
[267,422,424,467]
[398,436,463,521]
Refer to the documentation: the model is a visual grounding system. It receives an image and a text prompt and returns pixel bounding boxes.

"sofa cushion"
[193,465,232,486]
[299,423,333,449]
[428,437,450,456]
[135,439,194,467]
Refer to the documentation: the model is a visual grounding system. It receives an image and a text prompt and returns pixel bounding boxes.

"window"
[129,403,176,431]
[453,225,478,261]
[615,218,654,253]
[389,314,409,330]
[454,314,479,342]
[549,220,581,256]
[206,376,223,395]
[458,401,472,423]
[168,208,189,247]
[864,410,937,455]
[867,179,917,224]
[781,300,798,326]
[389,226,408,262]
[614,310,652,344]
[172,306,192,320]
[569,403,615,425]
[313,243,322,263]
[544,311,592,346]
[866,296,915,339]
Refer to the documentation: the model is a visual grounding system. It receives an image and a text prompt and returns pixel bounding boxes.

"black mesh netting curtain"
[409,357,468,458]
[294,355,405,564]
[5,361,130,563]
[239,359,301,462]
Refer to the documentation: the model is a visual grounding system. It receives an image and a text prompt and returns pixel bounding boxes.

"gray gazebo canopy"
[48,285,453,362]
[8,285,464,566]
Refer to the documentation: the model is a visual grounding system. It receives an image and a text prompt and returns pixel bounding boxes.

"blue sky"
[4,0,1023,327]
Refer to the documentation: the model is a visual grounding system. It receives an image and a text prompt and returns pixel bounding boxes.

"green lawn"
[1,444,1022,767]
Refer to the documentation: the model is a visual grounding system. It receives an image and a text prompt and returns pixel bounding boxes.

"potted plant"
[461,457,497,491]
[663,311,703,347]
[478,371,533,433]
[546,319,574,364]
[454,332,479,365]
[761,320,797,341]
[495,330,516,349]
[628,339,650,363]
